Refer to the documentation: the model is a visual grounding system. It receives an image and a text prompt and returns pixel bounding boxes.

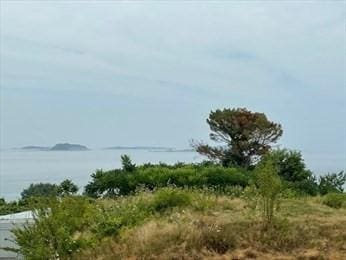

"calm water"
[0,150,345,201]
[0,149,202,200]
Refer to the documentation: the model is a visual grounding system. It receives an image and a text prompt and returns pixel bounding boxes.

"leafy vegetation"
[0,198,29,215]
[120,154,136,172]
[193,107,283,168]
[11,196,98,260]
[8,188,346,259]
[319,171,346,195]
[20,179,79,201]
[21,183,59,200]
[322,192,346,209]
[268,149,313,182]
[254,157,283,224]
[151,188,192,212]
[264,149,319,195]
[84,164,250,198]
[0,179,79,215]
[57,179,79,196]
[10,189,213,258]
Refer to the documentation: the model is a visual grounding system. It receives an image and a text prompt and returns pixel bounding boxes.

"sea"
[0,149,345,201]
[0,149,202,201]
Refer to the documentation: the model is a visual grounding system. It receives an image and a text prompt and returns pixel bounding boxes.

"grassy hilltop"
[9,187,346,259]
[84,191,346,260]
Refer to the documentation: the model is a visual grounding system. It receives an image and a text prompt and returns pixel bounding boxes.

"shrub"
[199,167,249,189]
[286,177,319,196]
[94,213,123,237]
[151,188,192,212]
[84,160,250,198]
[0,198,29,215]
[322,193,346,209]
[84,169,132,198]
[269,149,311,182]
[255,157,283,224]
[20,180,79,201]
[108,195,153,227]
[266,149,319,195]
[12,196,99,259]
[121,154,136,172]
[21,183,59,200]
[58,179,79,196]
[319,171,346,195]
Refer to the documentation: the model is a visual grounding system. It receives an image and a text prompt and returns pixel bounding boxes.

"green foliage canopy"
[121,154,136,172]
[319,171,346,195]
[265,149,319,195]
[21,183,59,200]
[194,108,283,168]
[20,179,79,200]
[58,179,79,196]
[84,162,249,198]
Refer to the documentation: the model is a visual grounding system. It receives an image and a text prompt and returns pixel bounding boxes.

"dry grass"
[76,194,346,260]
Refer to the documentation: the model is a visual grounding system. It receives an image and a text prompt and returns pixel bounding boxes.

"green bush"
[254,157,283,224]
[21,183,59,200]
[319,171,346,195]
[10,188,219,259]
[84,160,250,198]
[264,149,319,195]
[94,213,123,237]
[121,154,136,172]
[108,195,153,227]
[58,179,79,196]
[268,149,311,182]
[285,177,319,196]
[12,196,99,260]
[322,193,346,209]
[20,180,79,201]
[0,198,29,215]
[150,188,192,212]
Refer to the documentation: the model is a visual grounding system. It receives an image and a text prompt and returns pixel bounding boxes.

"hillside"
[11,188,346,259]
[78,191,346,259]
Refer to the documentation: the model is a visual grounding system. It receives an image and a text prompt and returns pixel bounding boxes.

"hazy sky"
[0,1,345,159]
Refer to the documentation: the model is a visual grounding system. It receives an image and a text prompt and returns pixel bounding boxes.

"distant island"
[50,143,89,151]
[21,143,89,151]
[20,144,193,152]
[104,146,172,151]
[104,146,195,152]
[21,146,50,151]
[158,148,195,153]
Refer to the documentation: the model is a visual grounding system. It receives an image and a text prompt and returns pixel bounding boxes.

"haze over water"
[0,149,201,200]
[1,149,345,201]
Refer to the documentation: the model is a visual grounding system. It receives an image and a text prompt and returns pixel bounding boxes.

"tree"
[21,183,59,200]
[255,157,282,225]
[194,108,283,168]
[319,171,346,195]
[268,149,313,182]
[121,154,136,172]
[58,179,79,196]
[261,149,319,195]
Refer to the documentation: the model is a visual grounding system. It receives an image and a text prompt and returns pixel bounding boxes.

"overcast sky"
[0,1,345,167]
